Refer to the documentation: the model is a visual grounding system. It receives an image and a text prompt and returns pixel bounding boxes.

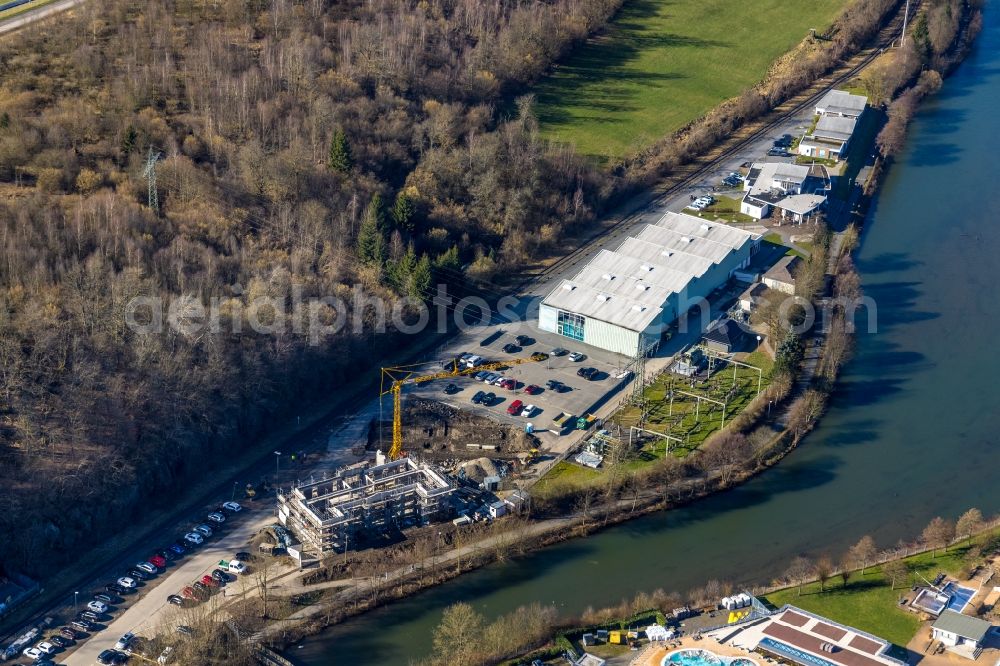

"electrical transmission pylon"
[142,147,162,213]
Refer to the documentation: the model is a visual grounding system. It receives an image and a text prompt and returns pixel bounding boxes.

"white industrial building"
[538,212,760,356]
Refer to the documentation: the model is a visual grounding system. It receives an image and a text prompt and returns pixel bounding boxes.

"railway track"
[516,0,915,292]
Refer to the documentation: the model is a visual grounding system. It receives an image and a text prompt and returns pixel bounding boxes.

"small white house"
[487,500,507,519]
[762,256,801,295]
[931,610,992,659]
[815,89,868,118]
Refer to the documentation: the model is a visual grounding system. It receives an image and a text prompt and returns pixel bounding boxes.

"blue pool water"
[665,649,758,666]
[943,583,975,612]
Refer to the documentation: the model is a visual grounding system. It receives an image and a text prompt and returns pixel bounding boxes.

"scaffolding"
[276,457,455,555]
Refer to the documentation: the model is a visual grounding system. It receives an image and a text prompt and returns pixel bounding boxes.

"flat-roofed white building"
[815,89,868,118]
[799,115,859,161]
[538,212,760,356]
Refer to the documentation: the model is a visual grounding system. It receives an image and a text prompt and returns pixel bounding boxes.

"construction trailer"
[276,457,455,555]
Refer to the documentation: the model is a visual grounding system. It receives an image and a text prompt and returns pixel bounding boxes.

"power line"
[141,147,163,214]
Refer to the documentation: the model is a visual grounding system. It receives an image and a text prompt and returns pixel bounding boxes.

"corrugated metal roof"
[816,89,868,116]
[811,115,857,143]
[541,213,759,332]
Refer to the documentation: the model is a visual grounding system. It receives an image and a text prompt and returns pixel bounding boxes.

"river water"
[294,8,1000,664]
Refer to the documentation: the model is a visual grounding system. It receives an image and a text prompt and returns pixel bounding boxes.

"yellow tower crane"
[380,356,537,460]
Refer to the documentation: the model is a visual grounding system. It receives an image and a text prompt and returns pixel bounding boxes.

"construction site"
[276,455,456,556]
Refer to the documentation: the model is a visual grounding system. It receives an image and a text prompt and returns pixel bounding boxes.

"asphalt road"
[0,0,85,36]
[61,509,275,666]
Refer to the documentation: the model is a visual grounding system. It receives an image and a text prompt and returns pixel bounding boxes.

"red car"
[181,586,197,600]
[524,384,541,395]
[149,555,166,568]
[201,574,218,587]
[506,399,524,415]
[499,378,516,390]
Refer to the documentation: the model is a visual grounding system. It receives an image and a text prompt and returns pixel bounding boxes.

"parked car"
[180,586,198,600]
[167,594,184,606]
[136,562,158,575]
[207,511,226,524]
[22,647,43,661]
[502,343,520,354]
[117,576,137,589]
[234,551,252,562]
[482,392,496,406]
[194,524,213,537]
[473,370,489,381]
[550,347,568,356]
[158,646,175,665]
[49,636,70,648]
[482,372,499,384]
[529,351,548,361]
[168,542,187,555]
[192,581,209,592]
[114,632,135,651]
[514,334,532,346]
[211,569,230,582]
[184,532,204,546]
[498,378,516,390]
[35,641,57,655]
[92,593,114,604]
[568,351,586,362]
[59,627,79,640]
[520,404,536,417]
[491,375,508,387]
[156,548,175,562]
[127,568,149,581]
[506,399,524,415]
[97,649,118,665]
[524,384,541,395]
[471,390,486,404]
[148,554,167,568]
[200,575,218,587]
[221,501,242,513]
[176,625,194,636]
[577,367,598,380]
[79,611,101,623]
[70,620,92,633]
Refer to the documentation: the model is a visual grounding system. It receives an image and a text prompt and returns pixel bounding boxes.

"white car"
[115,632,134,650]
[136,562,157,574]
[22,647,42,660]
[521,404,536,417]
[117,576,137,589]
[207,512,226,523]
[568,352,586,362]
[87,600,108,614]
[194,524,213,537]
[226,560,247,575]
[158,646,175,664]
[35,641,56,655]
[184,532,204,546]
[222,501,242,513]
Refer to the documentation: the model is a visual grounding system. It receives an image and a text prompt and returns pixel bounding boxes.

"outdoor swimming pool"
[665,649,759,666]
[943,582,975,612]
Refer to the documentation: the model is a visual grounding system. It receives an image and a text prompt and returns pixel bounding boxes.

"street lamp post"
[768,400,773,417]
[74,591,79,613]
[274,451,281,476]
[231,481,238,502]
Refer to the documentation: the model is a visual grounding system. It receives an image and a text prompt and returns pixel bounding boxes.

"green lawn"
[612,349,772,454]
[533,460,603,499]
[533,0,848,160]
[697,195,756,224]
[763,542,983,648]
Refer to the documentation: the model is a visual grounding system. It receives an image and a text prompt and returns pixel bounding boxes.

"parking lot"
[410,324,635,442]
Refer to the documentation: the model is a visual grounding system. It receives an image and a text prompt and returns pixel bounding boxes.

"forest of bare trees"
[0,0,625,576]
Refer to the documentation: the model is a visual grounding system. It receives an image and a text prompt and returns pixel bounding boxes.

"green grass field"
[763,541,988,647]
[534,0,847,160]
[612,349,772,453]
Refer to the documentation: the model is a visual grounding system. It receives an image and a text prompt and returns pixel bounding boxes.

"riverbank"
[274,1,981,663]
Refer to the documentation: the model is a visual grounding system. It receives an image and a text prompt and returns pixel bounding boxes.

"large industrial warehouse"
[538,212,760,356]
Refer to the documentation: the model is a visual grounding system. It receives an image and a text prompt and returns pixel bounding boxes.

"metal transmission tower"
[141,148,162,213]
